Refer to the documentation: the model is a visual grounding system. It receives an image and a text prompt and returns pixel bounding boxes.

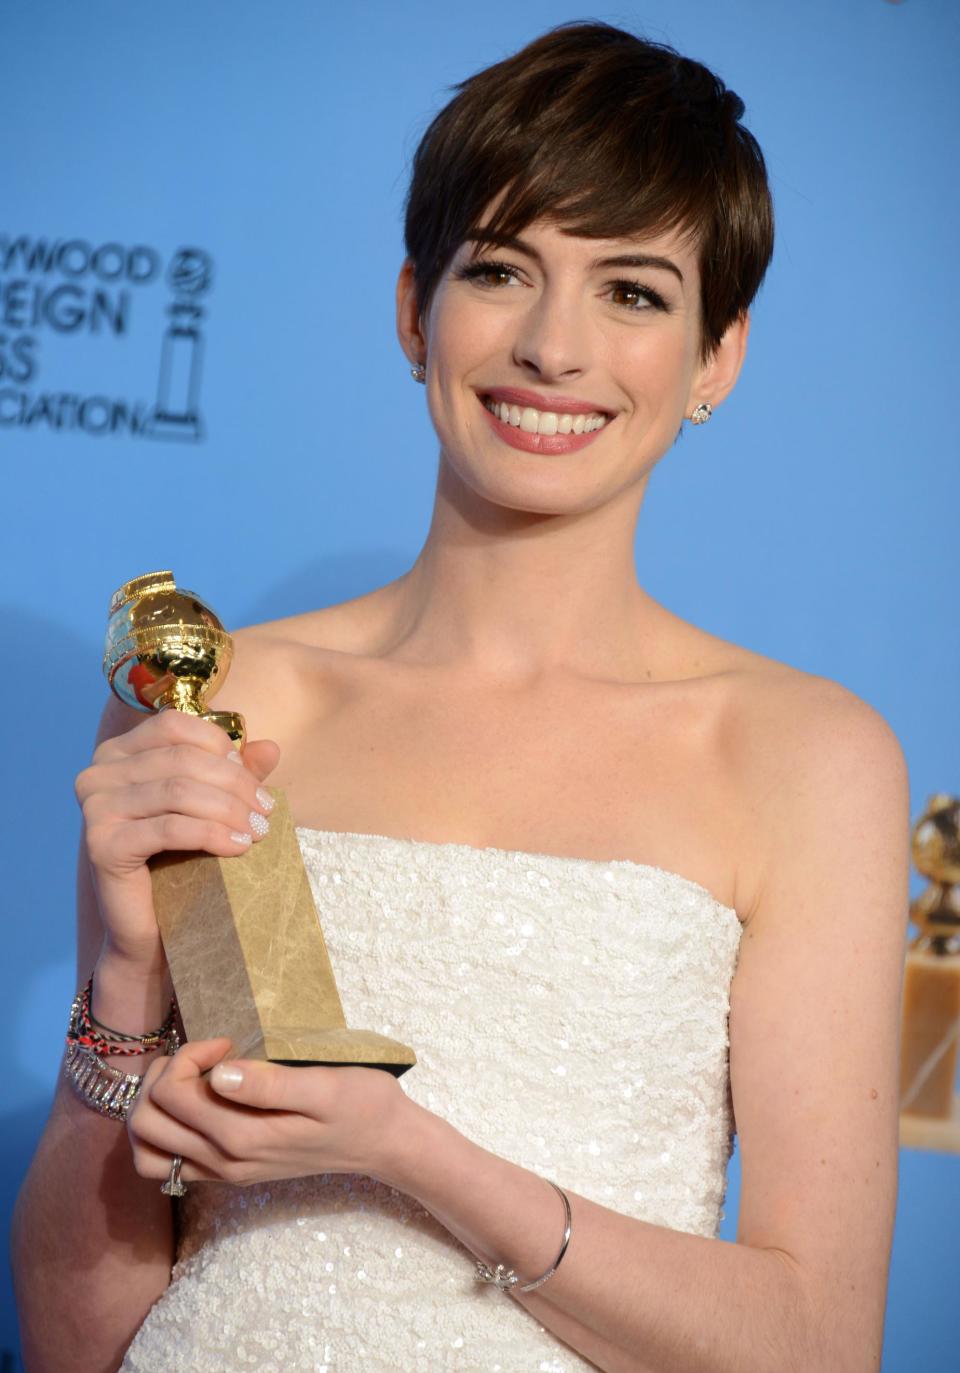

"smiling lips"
[477,387,614,455]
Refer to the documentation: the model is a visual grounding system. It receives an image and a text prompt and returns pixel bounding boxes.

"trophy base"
[226,1025,417,1077]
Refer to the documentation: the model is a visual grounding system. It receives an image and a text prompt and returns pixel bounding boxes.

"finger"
[88,733,280,800]
[144,1041,278,1164]
[86,811,260,867]
[131,1041,236,1172]
[84,776,273,843]
[208,1057,338,1115]
[240,739,281,782]
[131,1137,222,1186]
[164,1037,236,1080]
[129,1102,223,1175]
[96,709,237,763]
[135,1036,235,1099]
[129,1102,234,1183]
[81,742,268,800]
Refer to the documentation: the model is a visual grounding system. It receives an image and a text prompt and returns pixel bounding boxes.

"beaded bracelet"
[474,1179,573,1294]
[66,975,178,1058]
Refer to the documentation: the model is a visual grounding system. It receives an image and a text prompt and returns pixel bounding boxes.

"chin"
[440,446,617,519]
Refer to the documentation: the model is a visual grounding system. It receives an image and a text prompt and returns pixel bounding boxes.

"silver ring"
[160,1153,187,1197]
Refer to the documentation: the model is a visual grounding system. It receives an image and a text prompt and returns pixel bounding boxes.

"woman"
[14,20,910,1373]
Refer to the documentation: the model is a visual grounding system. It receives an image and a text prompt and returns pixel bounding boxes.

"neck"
[370,455,670,685]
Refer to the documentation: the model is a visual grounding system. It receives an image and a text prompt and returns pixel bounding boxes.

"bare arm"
[12,788,177,1372]
[12,959,177,1373]
[383,685,911,1372]
[12,694,279,1373]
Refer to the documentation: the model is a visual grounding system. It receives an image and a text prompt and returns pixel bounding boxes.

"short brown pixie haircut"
[403,20,774,363]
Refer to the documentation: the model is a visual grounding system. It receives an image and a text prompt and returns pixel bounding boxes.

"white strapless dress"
[120,827,743,1373]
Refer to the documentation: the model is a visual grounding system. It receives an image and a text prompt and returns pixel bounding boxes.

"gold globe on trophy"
[104,570,244,741]
[103,571,416,1075]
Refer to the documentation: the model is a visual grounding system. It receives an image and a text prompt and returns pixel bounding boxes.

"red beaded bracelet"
[65,975,178,1058]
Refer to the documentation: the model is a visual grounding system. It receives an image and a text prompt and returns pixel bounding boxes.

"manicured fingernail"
[211,1063,244,1091]
[249,811,270,837]
[256,787,275,812]
[227,750,244,765]
[230,831,252,845]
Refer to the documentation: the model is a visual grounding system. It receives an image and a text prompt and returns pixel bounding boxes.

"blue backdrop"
[2,2,957,1368]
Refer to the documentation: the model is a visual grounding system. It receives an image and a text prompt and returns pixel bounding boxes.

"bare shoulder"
[727,649,904,753]
[730,654,907,782]
[678,616,906,782]
[210,600,370,742]
[722,655,909,922]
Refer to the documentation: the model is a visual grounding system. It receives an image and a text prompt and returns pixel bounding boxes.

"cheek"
[431,296,501,366]
[618,330,695,414]
[425,303,504,434]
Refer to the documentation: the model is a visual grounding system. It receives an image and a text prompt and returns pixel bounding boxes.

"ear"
[685,311,750,418]
[396,258,427,369]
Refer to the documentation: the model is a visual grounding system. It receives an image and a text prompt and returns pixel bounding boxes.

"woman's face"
[403,212,745,515]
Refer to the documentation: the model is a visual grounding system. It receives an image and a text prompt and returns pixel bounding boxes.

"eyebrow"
[463,230,685,285]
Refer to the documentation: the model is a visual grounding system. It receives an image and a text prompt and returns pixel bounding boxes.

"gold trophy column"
[899,794,960,1152]
[103,571,416,1074]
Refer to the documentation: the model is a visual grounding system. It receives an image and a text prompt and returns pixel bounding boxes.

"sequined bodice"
[120,828,743,1373]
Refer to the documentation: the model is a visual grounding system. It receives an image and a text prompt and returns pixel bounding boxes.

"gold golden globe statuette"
[102,571,416,1075]
[898,793,960,1153]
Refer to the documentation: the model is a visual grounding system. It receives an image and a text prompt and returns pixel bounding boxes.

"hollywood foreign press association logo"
[0,234,214,440]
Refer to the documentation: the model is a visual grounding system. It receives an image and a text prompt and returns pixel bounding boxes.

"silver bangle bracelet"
[63,1041,146,1122]
[474,1178,573,1294]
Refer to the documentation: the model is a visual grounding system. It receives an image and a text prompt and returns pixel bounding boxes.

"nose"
[511,283,588,382]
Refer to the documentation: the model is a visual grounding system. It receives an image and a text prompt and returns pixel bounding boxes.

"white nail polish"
[249,811,270,837]
[227,750,244,765]
[256,787,275,812]
[212,1063,244,1090]
[230,831,252,845]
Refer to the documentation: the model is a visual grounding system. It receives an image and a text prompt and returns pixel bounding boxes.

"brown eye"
[454,258,523,289]
[477,267,513,286]
[611,285,647,308]
[608,280,669,312]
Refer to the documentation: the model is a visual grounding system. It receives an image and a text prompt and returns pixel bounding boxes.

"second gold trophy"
[103,571,416,1075]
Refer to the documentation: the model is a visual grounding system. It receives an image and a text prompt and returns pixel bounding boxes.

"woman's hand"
[127,1039,419,1190]
[75,709,280,968]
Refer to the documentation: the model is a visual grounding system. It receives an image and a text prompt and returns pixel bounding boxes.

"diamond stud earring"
[410,361,426,383]
[690,402,713,425]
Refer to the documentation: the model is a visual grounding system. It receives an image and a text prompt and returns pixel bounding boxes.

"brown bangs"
[402,21,774,363]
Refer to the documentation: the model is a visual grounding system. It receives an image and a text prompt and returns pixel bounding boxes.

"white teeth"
[483,396,607,435]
